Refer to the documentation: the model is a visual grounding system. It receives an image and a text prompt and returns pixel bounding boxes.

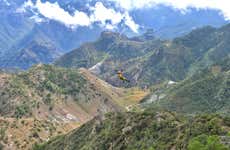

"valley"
[0,1,230,149]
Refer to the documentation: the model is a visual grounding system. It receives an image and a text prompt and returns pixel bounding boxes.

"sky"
[111,0,230,20]
[18,0,139,32]
[17,0,230,33]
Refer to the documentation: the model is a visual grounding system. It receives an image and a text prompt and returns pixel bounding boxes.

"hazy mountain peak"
[99,31,127,41]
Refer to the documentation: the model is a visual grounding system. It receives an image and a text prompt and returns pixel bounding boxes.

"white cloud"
[30,14,45,23]
[35,0,91,27]
[90,2,139,32]
[18,0,91,28]
[110,0,230,20]
[124,12,139,33]
[90,2,123,29]
[19,0,139,32]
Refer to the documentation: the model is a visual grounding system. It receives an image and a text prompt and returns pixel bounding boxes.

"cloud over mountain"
[19,0,139,32]
[111,0,230,20]
[17,0,230,33]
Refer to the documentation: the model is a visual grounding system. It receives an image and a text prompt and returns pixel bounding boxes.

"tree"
[188,134,228,150]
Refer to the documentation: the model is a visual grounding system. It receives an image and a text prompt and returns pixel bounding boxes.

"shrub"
[188,134,228,150]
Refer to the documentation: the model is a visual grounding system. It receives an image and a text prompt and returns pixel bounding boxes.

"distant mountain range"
[0,0,228,70]
[0,40,61,69]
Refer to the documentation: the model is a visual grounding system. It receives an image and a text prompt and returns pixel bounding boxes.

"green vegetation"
[34,111,230,150]
[55,25,230,87]
[31,64,226,150]
[1,24,230,149]
[15,104,31,118]
[29,65,87,97]
[0,64,127,120]
[0,65,90,117]
[0,128,6,140]
[147,60,230,114]
[188,135,228,150]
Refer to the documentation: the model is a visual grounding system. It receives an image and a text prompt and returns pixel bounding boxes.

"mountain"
[131,5,227,38]
[1,1,230,149]
[32,58,230,150]
[0,0,228,70]
[0,21,101,70]
[0,64,146,118]
[55,24,230,87]
[0,40,61,69]
[0,6,34,57]
[0,117,79,150]
[0,64,147,149]
[55,31,152,68]
[55,30,166,87]
[143,57,230,114]
[58,34,147,87]
[0,0,102,69]
[0,0,101,54]
[33,111,230,150]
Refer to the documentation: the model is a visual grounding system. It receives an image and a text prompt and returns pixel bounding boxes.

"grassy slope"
[32,62,230,149]
[0,64,148,120]
[145,58,230,114]
[0,117,80,150]
[34,111,230,150]
[0,65,148,150]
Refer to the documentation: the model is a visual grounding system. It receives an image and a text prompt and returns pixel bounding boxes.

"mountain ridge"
[0,0,228,70]
[55,24,230,87]
[0,64,148,149]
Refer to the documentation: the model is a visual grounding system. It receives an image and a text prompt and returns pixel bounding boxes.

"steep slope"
[0,40,61,69]
[55,31,165,86]
[55,31,151,68]
[0,0,228,69]
[34,111,230,150]
[0,64,148,149]
[144,57,230,114]
[0,117,79,150]
[174,25,230,75]
[0,1,34,56]
[55,24,230,87]
[33,58,230,150]
[0,65,124,119]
